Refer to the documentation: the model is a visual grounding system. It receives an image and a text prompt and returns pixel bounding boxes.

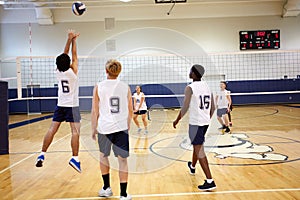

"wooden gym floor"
[1,104,300,200]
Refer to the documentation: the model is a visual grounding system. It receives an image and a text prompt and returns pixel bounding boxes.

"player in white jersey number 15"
[173,64,217,191]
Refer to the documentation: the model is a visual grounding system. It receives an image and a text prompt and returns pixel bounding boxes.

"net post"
[0,81,9,154]
[16,57,22,99]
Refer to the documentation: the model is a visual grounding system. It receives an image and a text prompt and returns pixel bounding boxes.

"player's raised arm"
[70,31,79,74]
[91,85,100,140]
[63,29,74,55]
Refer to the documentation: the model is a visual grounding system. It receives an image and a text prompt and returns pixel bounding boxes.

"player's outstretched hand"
[73,32,80,40]
[67,29,75,39]
[67,29,79,40]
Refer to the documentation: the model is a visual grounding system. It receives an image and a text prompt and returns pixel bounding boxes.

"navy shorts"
[217,108,228,117]
[189,124,209,145]
[52,106,81,122]
[98,130,129,158]
[134,110,147,115]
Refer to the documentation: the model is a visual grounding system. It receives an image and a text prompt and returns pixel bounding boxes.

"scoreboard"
[239,30,280,50]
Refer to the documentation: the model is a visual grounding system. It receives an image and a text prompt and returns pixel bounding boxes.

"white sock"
[72,156,79,162]
[40,152,45,156]
[190,164,196,169]
[206,179,213,184]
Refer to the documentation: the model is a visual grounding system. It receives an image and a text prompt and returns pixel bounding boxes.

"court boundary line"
[45,188,300,199]
[0,134,70,175]
[0,122,90,175]
[8,114,53,129]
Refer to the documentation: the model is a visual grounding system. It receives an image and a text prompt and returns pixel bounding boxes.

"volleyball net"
[1,50,300,107]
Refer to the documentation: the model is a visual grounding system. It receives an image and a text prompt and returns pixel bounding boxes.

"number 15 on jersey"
[199,95,210,110]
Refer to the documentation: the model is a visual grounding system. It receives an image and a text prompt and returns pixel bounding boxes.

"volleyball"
[72,1,86,16]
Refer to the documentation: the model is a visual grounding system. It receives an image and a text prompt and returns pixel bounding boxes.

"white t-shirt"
[133,92,147,111]
[217,89,231,109]
[56,68,79,107]
[97,79,129,134]
[188,81,211,126]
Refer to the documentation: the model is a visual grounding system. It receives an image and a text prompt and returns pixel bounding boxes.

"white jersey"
[56,68,79,107]
[133,92,147,111]
[97,80,129,134]
[188,81,211,126]
[217,89,230,109]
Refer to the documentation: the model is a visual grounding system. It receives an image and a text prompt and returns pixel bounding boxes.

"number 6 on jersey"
[61,80,70,93]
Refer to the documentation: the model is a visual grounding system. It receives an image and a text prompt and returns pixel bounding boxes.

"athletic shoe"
[229,122,233,127]
[137,128,142,133]
[224,127,231,133]
[69,158,81,173]
[120,194,132,200]
[218,125,226,130]
[35,155,44,167]
[198,180,216,191]
[187,161,195,175]
[98,187,113,197]
[144,130,148,135]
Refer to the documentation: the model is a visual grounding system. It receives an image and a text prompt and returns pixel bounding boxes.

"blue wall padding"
[130,83,186,109]
[8,79,300,113]
[227,79,299,93]
[227,79,300,104]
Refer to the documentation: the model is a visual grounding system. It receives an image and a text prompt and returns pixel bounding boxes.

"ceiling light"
[155,0,187,3]
[120,0,132,2]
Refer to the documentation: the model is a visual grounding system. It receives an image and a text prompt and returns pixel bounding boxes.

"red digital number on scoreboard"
[256,31,266,37]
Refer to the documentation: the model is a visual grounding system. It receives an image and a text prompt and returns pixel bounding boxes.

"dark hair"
[191,64,205,79]
[220,81,227,88]
[56,53,71,72]
[136,85,142,92]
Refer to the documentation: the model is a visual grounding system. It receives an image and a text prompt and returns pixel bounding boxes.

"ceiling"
[1,0,300,24]
[0,0,283,9]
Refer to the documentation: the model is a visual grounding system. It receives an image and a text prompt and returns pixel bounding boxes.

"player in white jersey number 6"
[35,29,81,173]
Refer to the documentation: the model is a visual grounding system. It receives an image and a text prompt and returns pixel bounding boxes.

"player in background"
[226,83,233,127]
[216,81,232,133]
[228,104,233,127]
[173,64,216,191]
[35,29,81,173]
[221,81,233,127]
[91,59,133,200]
[132,85,148,134]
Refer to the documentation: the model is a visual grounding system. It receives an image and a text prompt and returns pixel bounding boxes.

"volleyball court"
[1,50,300,199]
